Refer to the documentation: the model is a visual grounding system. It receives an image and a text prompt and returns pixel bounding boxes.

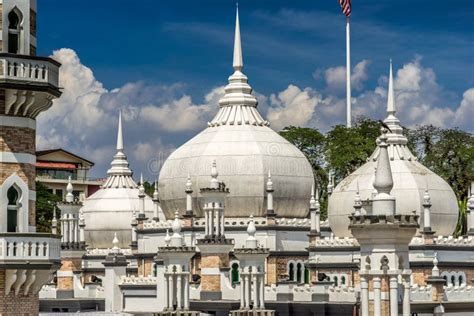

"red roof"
[36,161,77,169]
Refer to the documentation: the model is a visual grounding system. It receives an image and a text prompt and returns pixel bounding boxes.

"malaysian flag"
[339,0,352,17]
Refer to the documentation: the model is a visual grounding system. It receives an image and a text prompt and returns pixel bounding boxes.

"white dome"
[158,10,314,219]
[328,63,458,237]
[81,112,157,248]
[158,124,314,218]
[82,187,154,248]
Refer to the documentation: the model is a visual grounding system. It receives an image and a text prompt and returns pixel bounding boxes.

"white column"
[220,208,225,236]
[63,215,69,244]
[164,273,170,310]
[184,273,190,310]
[373,277,382,316]
[253,271,258,309]
[240,272,245,308]
[168,273,174,310]
[209,208,214,236]
[310,210,316,231]
[389,276,398,316]
[403,277,411,316]
[204,209,209,236]
[176,273,182,310]
[216,209,221,237]
[60,215,65,243]
[68,214,74,244]
[360,276,369,316]
[346,17,352,128]
[245,274,250,309]
[259,273,265,309]
[315,210,320,234]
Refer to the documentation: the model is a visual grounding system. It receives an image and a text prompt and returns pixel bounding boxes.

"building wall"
[0,269,39,316]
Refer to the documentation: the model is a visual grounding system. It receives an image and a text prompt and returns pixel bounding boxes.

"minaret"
[0,3,61,310]
[266,171,276,224]
[467,183,474,236]
[196,160,233,301]
[152,180,160,221]
[349,126,419,316]
[137,173,147,219]
[155,212,196,313]
[231,216,272,315]
[183,174,195,227]
[66,176,74,202]
[309,184,321,246]
[353,181,363,216]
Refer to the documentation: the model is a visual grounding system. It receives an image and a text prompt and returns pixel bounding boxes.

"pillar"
[389,276,398,316]
[360,275,369,316]
[184,273,190,310]
[253,271,258,309]
[176,273,182,310]
[259,273,265,309]
[240,272,245,308]
[168,272,174,309]
[164,273,170,310]
[245,274,250,309]
[403,276,411,316]
[373,276,381,316]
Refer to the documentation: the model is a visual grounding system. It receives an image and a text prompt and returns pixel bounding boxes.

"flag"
[339,0,352,17]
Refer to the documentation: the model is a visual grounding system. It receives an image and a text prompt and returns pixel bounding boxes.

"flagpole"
[346,16,351,128]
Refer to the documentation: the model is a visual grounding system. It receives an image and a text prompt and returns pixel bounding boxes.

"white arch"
[1,173,30,232]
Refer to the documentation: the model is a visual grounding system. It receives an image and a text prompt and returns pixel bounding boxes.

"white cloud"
[323,59,370,92]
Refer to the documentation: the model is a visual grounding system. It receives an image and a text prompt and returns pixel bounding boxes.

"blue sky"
[35,0,474,179]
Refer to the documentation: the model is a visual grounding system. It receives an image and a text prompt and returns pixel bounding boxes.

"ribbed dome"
[81,113,156,248]
[328,62,458,237]
[158,8,314,219]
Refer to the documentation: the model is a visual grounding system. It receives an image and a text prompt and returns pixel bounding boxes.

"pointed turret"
[209,5,268,127]
[353,180,363,216]
[266,170,275,216]
[66,176,74,202]
[245,215,258,249]
[104,111,136,188]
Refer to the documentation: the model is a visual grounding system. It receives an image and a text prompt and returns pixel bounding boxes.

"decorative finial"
[310,184,317,209]
[387,59,395,115]
[66,176,74,202]
[373,128,393,195]
[233,4,243,71]
[138,173,145,195]
[164,229,171,246]
[353,180,362,215]
[432,252,439,277]
[245,215,257,248]
[186,174,192,191]
[267,170,273,191]
[153,180,159,200]
[423,189,431,206]
[210,160,219,189]
[112,232,120,253]
[117,110,124,151]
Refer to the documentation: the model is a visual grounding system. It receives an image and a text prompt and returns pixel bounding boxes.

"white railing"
[0,233,61,261]
[0,54,59,87]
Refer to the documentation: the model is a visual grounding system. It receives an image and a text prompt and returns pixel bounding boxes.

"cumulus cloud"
[320,59,370,92]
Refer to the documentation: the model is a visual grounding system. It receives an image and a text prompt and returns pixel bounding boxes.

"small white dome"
[328,62,458,237]
[81,112,157,248]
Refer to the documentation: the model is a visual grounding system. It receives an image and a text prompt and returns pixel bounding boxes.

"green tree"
[325,118,379,182]
[279,126,328,217]
[36,181,61,233]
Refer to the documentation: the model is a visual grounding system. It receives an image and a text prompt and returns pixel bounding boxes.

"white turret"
[266,170,275,216]
[423,189,432,233]
[112,232,120,254]
[51,206,58,235]
[467,184,474,235]
[185,174,193,216]
[432,252,439,277]
[170,211,184,247]
[353,181,362,216]
[371,128,395,216]
[152,180,160,221]
[66,176,74,202]
[310,184,321,234]
[138,173,146,218]
[245,215,258,249]
[164,229,171,247]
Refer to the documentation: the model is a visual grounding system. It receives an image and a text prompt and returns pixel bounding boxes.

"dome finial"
[164,229,171,246]
[66,176,74,202]
[373,129,393,195]
[117,110,124,151]
[245,214,257,248]
[387,59,395,115]
[233,4,243,71]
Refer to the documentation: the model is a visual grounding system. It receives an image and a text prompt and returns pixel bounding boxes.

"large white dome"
[82,113,156,248]
[158,11,314,219]
[328,63,458,237]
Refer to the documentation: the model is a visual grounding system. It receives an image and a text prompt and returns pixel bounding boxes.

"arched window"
[7,186,20,232]
[8,9,22,54]
[153,263,157,277]
[333,276,338,286]
[288,262,294,281]
[296,263,302,283]
[341,276,346,285]
[443,275,447,286]
[304,267,310,284]
[458,275,463,286]
[450,275,455,286]
[231,262,239,284]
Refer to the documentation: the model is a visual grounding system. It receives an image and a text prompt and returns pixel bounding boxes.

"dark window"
[231,263,239,284]
[296,263,302,283]
[304,267,310,284]
[55,189,63,198]
[288,263,294,281]
[8,10,21,54]
[7,186,20,232]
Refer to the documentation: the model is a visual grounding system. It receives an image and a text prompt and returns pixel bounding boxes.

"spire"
[210,160,219,189]
[164,229,171,247]
[353,180,363,215]
[104,112,136,188]
[51,206,58,234]
[117,110,124,151]
[423,189,432,232]
[266,170,275,216]
[185,174,193,216]
[153,180,159,201]
[170,210,184,247]
[233,4,243,71]
[432,252,439,277]
[66,176,74,202]
[310,184,317,209]
[112,232,120,254]
[387,59,395,115]
[209,5,268,127]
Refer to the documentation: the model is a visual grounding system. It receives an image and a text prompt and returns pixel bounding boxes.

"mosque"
[0,1,473,315]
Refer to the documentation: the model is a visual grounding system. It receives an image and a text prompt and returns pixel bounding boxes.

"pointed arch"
[7,6,24,54]
[1,173,29,232]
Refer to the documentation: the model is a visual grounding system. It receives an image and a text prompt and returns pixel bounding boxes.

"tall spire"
[209,5,268,127]
[117,110,124,151]
[233,4,243,71]
[387,59,395,115]
[104,111,136,188]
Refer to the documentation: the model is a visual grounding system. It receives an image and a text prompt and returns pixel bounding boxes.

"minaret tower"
[0,1,61,314]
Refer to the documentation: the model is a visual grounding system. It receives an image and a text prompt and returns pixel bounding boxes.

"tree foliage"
[36,181,61,233]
